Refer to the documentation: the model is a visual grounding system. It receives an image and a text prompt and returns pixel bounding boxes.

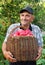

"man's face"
[20,11,34,25]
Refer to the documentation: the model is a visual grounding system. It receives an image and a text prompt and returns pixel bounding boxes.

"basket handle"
[10,25,22,34]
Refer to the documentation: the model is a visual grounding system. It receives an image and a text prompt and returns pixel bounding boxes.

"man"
[2,6,43,65]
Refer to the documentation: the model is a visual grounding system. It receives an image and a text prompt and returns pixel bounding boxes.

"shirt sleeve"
[36,26,43,47]
[4,23,20,43]
[3,24,13,43]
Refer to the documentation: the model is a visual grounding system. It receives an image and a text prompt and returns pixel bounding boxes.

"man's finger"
[36,54,41,60]
[8,52,13,57]
[8,56,17,62]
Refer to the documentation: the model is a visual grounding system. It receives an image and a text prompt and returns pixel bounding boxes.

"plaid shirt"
[4,23,43,47]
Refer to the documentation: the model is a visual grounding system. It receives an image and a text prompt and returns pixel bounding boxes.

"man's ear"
[32,15,35,20]
[31,15,35,22]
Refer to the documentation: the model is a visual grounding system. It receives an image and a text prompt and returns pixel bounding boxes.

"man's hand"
[36,46,42,60]
[3,51,17,62]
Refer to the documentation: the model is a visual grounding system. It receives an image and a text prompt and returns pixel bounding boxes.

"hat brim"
[20,9,33,14]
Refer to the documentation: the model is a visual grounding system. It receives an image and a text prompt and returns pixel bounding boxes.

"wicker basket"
[6,36,38,61]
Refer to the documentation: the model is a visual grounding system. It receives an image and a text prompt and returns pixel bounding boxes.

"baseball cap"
[20,6,33,14]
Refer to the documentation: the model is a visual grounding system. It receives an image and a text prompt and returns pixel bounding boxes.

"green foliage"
[0,60,9,65]
[43,36,45,48]
[33,3,45,30]
[0,0,45,30]
[0,18,10,36]
[37,48,45,65]
[0,0,45,65]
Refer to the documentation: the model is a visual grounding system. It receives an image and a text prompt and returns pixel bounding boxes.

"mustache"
[23,19,28,21]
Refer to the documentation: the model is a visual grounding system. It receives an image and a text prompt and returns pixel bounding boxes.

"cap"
[20,6,33,14]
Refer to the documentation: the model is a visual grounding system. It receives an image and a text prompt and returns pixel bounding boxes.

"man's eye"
[21,15,24,16]
[26,15,30,17]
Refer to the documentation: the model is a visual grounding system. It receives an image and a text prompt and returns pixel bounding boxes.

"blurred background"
[0,0,45,65]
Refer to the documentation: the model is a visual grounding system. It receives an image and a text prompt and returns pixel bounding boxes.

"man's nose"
[23,16,26,19]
